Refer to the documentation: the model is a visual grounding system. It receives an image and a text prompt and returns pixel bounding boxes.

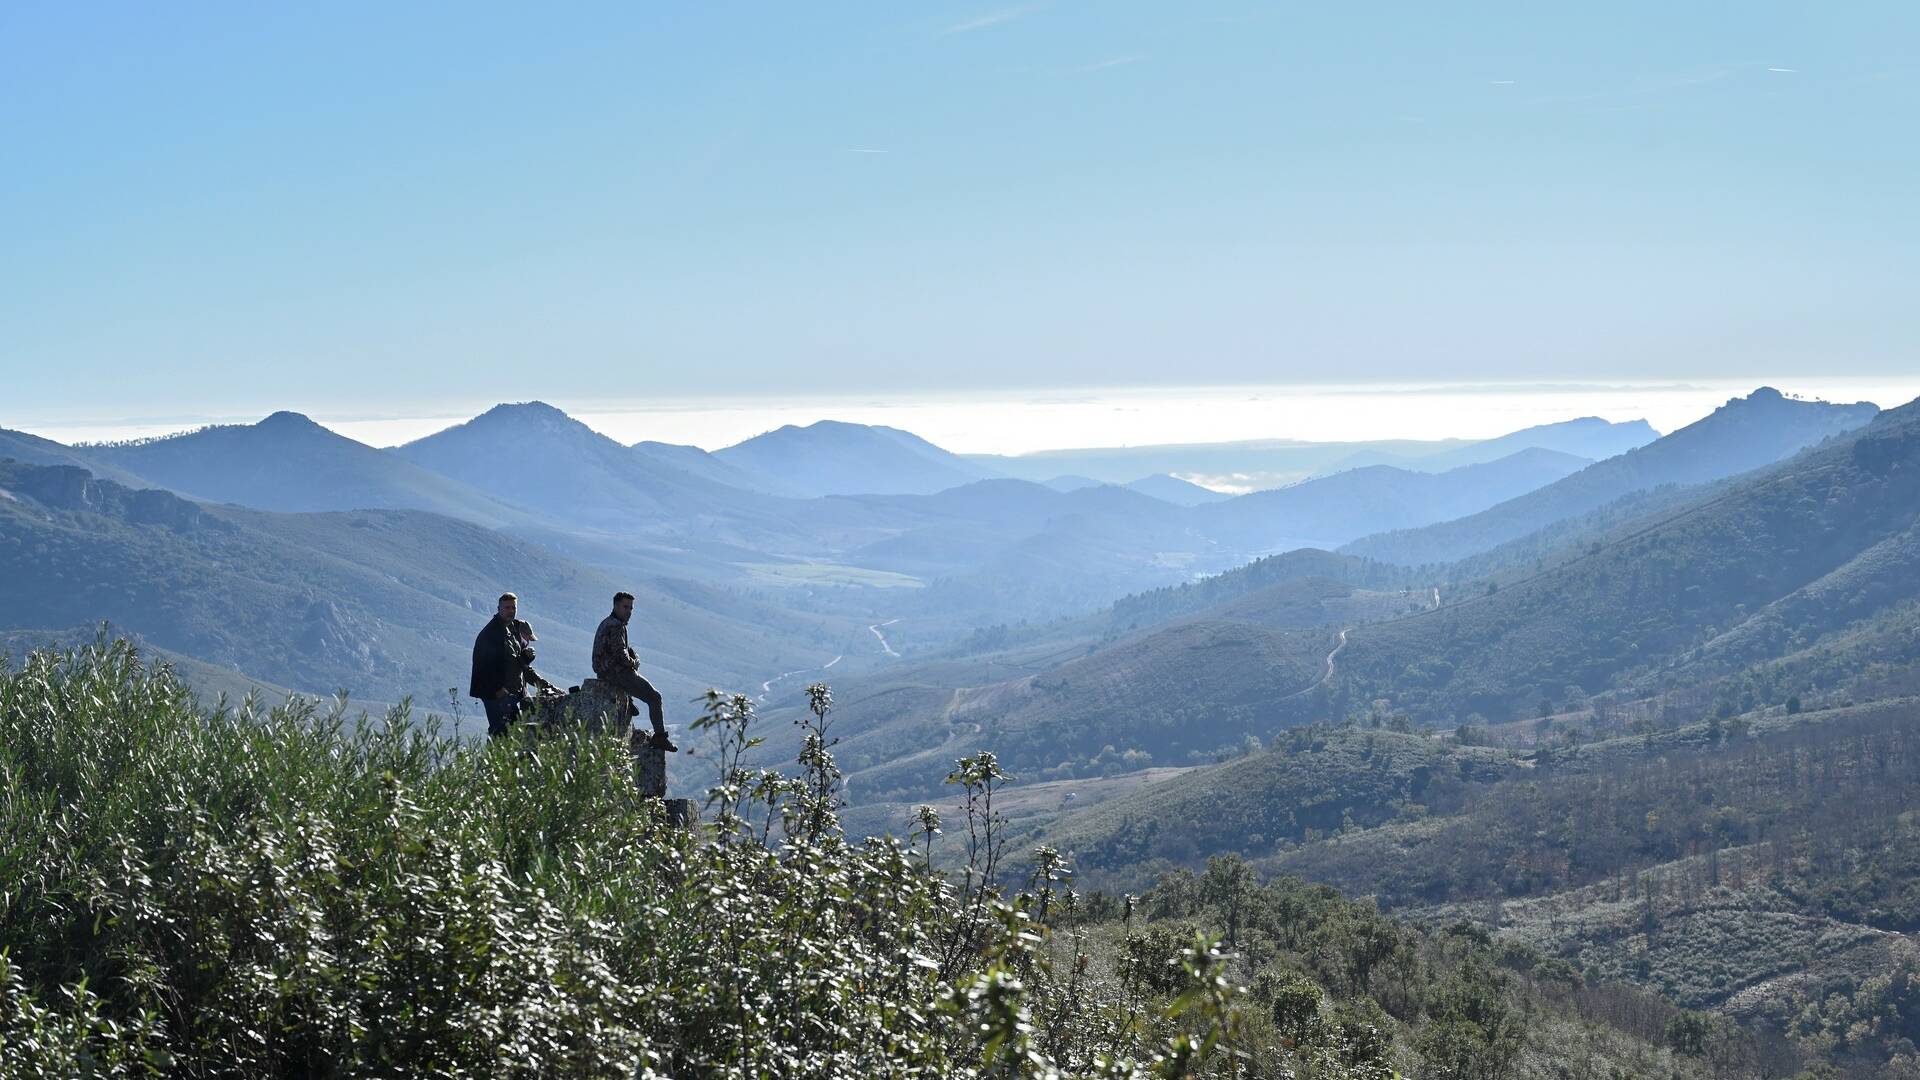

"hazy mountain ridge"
[1406,415,1659,472]
[1342,388,1879,566]
[392,401,782,533]
[969,415,1652,490]
[1195,447,1593,552]
[0,427,153,488]
[4,405,1638,638]
[67,412,536,528]
[714,419,1002,497]
[1326,394,1920,724]
[1125,473,1233,505]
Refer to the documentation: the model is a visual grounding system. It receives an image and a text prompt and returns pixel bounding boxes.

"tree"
[1415,957,1525,1080]
[1201,854,1255,948]
[1253,969,1324,1047]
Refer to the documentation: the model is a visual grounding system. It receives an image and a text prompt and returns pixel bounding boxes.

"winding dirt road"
[756,654,845,703]
[1283,627,1350,700]
[868,619,901,658]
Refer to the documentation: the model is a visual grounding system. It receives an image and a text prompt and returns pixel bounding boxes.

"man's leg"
[482,695,518,738]
[611,670,669,742]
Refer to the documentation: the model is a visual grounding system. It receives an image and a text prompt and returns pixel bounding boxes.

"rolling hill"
[1125,473,1231,505]
[0,427,150,487]
[714,420,1002,497]
[792,570,1424,803]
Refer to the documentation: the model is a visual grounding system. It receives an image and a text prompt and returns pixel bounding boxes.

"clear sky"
[4,2,1917,431]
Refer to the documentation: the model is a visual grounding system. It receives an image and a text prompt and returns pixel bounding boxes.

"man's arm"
[470,625,500,699]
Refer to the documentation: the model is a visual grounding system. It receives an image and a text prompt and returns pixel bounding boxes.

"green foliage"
[1111,551,1413,629]
[1032,729,1512,882]
[0,639,1348,1078]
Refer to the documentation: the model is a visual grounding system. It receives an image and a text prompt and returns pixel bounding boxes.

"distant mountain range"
[1342,388,1878,565]
[775,388,1913,799]
[1,386,1887,713]
[80,411,535,527]
[1392,415,1659,472]
[967,416,1656,490]
[1194,446,1594,551]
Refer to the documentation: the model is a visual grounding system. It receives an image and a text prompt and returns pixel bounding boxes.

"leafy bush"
[0,639,1338,1078]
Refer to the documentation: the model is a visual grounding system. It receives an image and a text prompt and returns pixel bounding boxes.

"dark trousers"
[603,670,666,735]
[482,695,523,738]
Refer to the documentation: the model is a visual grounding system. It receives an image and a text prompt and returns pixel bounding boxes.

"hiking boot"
[648,730,678,753]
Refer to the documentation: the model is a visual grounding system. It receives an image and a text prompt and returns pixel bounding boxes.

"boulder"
[550,680,698,826]
[560,678,630,735]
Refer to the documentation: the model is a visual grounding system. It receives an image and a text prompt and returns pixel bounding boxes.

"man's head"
[612,591,635,623]
[497,592,518,621]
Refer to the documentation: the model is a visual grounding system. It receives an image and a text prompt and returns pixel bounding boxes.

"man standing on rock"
[593,591,676,751]
[470,592,541,737]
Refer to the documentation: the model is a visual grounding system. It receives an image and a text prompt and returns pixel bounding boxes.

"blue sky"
[4,2,1917,427]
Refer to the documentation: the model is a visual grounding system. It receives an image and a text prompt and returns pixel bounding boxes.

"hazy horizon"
[10,375,1917,460]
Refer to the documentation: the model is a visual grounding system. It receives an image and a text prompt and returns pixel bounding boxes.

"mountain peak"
[453,402,600,442]
[257,410,323,431]
[715,419,999,496]
[476,401,573,423]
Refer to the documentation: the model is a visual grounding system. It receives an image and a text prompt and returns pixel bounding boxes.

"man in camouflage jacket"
[593,591,675,751]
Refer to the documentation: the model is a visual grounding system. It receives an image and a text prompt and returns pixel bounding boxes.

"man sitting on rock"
[593,591,676,751]
[470,592,548,737]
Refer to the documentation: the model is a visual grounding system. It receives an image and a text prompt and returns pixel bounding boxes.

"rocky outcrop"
[552,679,697,825]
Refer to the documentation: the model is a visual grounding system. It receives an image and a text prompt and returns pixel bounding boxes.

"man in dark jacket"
[592,591,674,750]
[471,592,536,737]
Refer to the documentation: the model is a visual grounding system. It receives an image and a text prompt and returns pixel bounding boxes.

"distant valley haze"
[14,376,1920,471]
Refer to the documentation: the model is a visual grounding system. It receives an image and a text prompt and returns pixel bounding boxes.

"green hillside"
[1111,548,1418,628]
[1027,729,1516,883]
[0,460,856,706]
[1327,394,1920,723]
[1021,680,1920,1073]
